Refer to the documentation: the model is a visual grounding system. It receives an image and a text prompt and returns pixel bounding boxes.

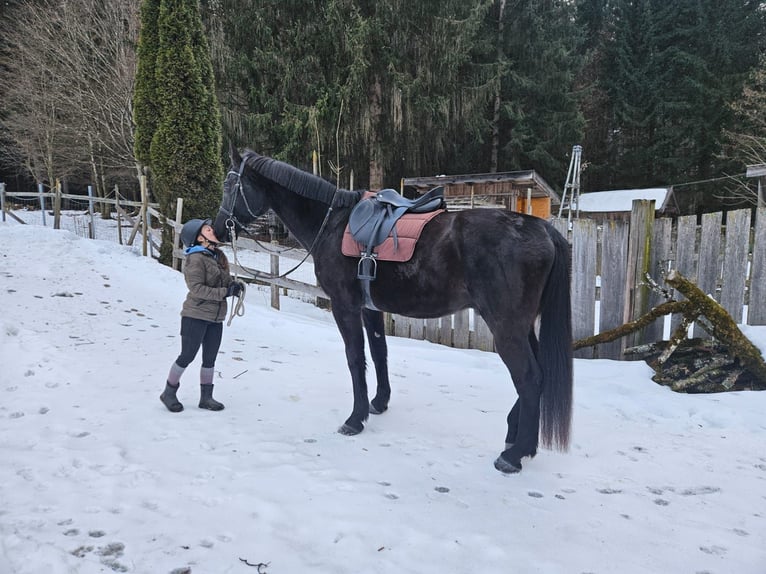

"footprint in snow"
[699,545,727,556]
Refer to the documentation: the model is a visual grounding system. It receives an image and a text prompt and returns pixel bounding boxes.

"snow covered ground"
[1,215,765,573]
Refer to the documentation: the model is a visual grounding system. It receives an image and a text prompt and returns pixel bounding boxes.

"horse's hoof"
[494,454,522,474]
[369,401,388,415]
[338,422,363,436]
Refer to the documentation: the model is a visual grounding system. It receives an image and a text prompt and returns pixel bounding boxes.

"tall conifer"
[134,0,222,265]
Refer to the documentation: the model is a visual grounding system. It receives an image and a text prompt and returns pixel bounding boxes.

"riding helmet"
[180,218,211,248]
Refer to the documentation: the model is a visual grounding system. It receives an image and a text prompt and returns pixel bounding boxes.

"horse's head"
[213,146,269,242]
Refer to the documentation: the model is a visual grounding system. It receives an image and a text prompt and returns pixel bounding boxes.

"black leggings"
[175,317,223,369]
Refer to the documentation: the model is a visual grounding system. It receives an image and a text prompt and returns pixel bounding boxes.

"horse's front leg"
[362,309,390,415]
[333,308,369,435]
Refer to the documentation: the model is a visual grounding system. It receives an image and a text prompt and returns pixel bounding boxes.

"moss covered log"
[665,270,766,385]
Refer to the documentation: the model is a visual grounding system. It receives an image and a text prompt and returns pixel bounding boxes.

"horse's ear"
[229,141,242,166]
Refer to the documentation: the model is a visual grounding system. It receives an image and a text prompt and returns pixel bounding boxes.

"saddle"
[346,186,445,282]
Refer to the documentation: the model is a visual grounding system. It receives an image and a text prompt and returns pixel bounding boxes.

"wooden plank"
[8,191,155,209]
[670,215,698,333]
[624,200,655,347]
[571,218,598,358]
[229,264,327,298]
[393,315,411,339]
[551,218,569,242]
[408,317,425,340]
[599,219,629,359]
[645,217,672,342]
[440,315,452,346]
[694,212,722,337]
[748,208,766,325]
[473,312,494,352]
[452,309,470,348]
[719,209,751,323]
[425,318,440,343]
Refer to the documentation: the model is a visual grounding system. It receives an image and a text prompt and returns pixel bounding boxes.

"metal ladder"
[557,144,583,223]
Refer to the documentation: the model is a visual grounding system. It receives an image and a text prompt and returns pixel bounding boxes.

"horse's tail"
[538,223,573,451]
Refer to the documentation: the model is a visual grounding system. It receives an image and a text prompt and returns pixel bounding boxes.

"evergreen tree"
[604,0,659,188]
[575,0,617,190]
[133,0,161,166]
[586,0,765,204]
[474,0,584,184]
[134,0,223,264]
[208,0,484,189]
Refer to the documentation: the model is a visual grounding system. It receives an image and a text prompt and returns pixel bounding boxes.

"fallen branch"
[574,269,766,393]
[665,269,766,384]
[573,300,690,350]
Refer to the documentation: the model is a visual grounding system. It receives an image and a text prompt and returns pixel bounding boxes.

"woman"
[160,218,244,413]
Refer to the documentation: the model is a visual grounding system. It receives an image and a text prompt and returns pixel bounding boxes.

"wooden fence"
[387,201,766,359]
[3,182,764,360]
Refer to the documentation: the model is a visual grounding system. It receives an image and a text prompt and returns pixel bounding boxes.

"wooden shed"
[402,170,560,219]
[574,187,678,220]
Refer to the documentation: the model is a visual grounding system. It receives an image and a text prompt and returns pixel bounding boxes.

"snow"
[577,188,671,213]
[1,214,766,574]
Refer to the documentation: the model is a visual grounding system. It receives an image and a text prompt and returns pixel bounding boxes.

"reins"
[221,157,339,282]
[223,218,246,327]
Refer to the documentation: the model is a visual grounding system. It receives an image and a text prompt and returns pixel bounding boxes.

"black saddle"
[347,186,445,309]
[349,186,445,255]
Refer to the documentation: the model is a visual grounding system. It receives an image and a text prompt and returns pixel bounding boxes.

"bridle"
[218,154,260,238]
[219,154,339,280]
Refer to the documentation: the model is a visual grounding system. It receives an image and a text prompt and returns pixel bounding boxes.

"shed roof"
[402,170,560,205]
[576,187,675,213]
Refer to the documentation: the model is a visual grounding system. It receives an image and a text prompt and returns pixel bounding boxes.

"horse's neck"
[269,187,333,250]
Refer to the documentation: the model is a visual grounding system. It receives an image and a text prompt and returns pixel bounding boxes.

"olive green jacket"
[180,249,233,323]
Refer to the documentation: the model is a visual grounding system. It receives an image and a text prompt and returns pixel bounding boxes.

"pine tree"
[133,0,161,166]
[134,0,223,265]
[208,0,484,189]
[474,0,584,183]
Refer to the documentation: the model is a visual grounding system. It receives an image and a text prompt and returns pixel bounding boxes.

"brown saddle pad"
[342,208,444,262]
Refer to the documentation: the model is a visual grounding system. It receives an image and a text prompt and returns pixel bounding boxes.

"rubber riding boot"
[160,382,184,413]
[199,384,224,411]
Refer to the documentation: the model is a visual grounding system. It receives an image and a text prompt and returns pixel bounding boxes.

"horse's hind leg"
[493,331,542,474]
[363,309,390,414]
[504,329,539,448]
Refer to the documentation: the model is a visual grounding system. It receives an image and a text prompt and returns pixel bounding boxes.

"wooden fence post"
[86,185,95,239]
[719,209,751,322]
[115,185,123,245]
[599,219,630,359]
[645,217,673,342]
[53,179,61,230]
[270,240,280,310]
[172,197,184,270]
[694,212,723,338]
[0,182,5,222]
[571,218,598,358]
[623,199,655,348]
[140,175,148,256]
[38,183,47,226]
[749,208,766,325]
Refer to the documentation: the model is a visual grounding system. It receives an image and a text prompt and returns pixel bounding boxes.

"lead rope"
[226,219,246,327]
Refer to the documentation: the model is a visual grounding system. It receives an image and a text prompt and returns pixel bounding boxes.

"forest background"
[1,0,765,216]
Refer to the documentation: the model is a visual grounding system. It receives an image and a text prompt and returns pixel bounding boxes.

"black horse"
[214,148,573,474]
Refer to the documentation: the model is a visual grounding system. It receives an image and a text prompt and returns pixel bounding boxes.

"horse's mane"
[243,150,362,208]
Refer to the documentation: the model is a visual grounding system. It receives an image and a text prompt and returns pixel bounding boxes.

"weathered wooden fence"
[388,202,766,359]
[4,184,764,360]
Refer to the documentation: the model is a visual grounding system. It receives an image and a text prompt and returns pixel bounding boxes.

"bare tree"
[724,57,766,205]
[0,0,139,209]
